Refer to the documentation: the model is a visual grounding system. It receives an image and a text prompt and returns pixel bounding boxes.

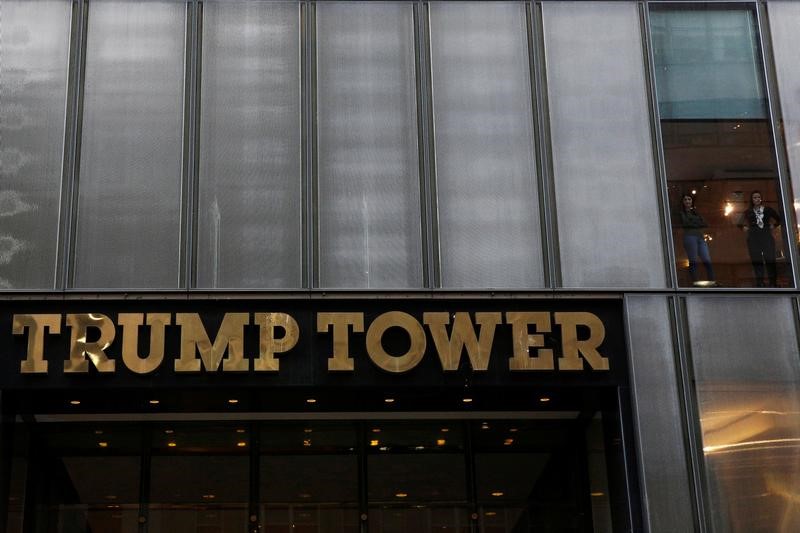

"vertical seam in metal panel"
[670,295,708,533]
[530,2,559,290]
[755,1,800,290]
[61,0,89,290]
[180,0,201,290]
[640,1,678,290]
[622,295,653,533]
[300,2,309,289]
[416,2,438,289]
[309,1,319,289]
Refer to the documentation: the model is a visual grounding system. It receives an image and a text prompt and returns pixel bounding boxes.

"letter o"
[366,311,426,373]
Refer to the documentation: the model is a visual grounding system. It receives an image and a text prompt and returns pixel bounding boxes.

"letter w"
[423,312,501,371]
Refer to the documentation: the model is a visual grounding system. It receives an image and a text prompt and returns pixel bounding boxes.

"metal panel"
[315,2,423,289]
[543,1,667,288]
[429,1,544,289]
[196,1,302,288]
[0,1,71,289]
[74,1,185,288]
[625,295,694,533]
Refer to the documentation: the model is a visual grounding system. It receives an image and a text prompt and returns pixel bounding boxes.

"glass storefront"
[4,410,628,533]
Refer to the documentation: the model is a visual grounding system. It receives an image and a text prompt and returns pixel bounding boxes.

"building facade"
[2,0,800,531]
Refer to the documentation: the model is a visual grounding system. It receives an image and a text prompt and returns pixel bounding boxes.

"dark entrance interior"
[1,386,635,533]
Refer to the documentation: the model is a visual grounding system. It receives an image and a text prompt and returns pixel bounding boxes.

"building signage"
[0,299,626,389]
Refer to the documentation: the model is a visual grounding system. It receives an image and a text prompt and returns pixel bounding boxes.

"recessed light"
[94,430,104,435]
[106,504,120,509]
[149,399,160,405]
[509,428,518,433]
[384,398,395,404]
[70,400,80,406]
[395,492,408,498]
[414,445,425,451]
[539,397,550,403]
[164,429,174,434]
[98,442,108,448]
[298,493,311,499]
[202,494,215,500]
[371,428,381,433]
[303,439,312,447]
[436,439,446,446]
[441,428,450,433]
[167,442,177,448]
[236,441,247,447]
[485,511,497,517]
[379,446,389,451]
[504,438,514,446]
[105,495,117,500]
[591,492,605,497]
[481,422,490,430]
[462,398,473,403]
[227,399,239,405]
[306,398,317,404]
[491,491,504,497]
[370,439,379,447]
[303,428,313,433]
[236,428,246,434]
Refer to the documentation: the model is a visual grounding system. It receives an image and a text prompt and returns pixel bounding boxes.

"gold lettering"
[317,312,364,372]
[554,312,609,371]
[174,313,250,372]
[423,312,501,371]
[65,314,116,373]
[253,313,299,372]
[119,313,171,374]
[506,312,555,371]
[13,314,61,374]
[366,311,426,373]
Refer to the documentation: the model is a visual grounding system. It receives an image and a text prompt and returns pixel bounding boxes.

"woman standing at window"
[680,194,716,284]
[739,190,783,287]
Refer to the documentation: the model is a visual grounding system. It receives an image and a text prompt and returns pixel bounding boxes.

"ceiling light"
[149,399,160,405]
[306,398,317,404]
[436,439,446,446]
[491,491,504,497]
[304,428,313,433]
[504,438,514,446]
[236,441,247,447]
[379,446,389,451]
[509,428,518,433]
[236,428,246,434]
[227,398,239,405]
[539,397,550,403]
[485,511,497,517]
[70,400,80,406]
[98,442,108,448]
[395,492,408,498]
[441,428,449,433]
[303,439,312,447]
[384,398,395,404]
[164,429,174,434]
[414,445,425,451]
[462,398,473,403]
[167,442,177,448]
[371,428,381,433]
[370,440,379,447]
[591,492,605,497]
[202,494,215,500]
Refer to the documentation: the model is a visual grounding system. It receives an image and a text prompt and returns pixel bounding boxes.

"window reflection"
[651,5,793,288]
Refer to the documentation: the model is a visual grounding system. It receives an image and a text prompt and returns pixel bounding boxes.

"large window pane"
[686,296,800,532]
[429,2,543,288]
[197,1,301,288]
[316,2,423,288]
[0,1,70,289]
[543,2,666,288]
[74,1,185,288]
[651,6,792,288]
[149,425,249,532]
[769,1,800,279]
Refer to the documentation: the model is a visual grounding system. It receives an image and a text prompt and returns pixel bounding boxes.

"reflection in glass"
[197,1,302,288]
[651,6,793,288]
[0,1,70,289]
[687,297,800,532]
[74,1,184,288]
[316,2,423,288]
